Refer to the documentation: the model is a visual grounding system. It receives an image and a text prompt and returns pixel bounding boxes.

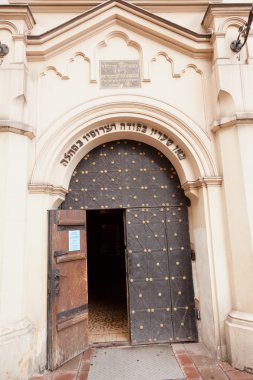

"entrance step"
[87,344,184,380]
[29,343,253,380]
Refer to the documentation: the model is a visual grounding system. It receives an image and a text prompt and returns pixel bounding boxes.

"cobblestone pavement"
[30,343,253,380]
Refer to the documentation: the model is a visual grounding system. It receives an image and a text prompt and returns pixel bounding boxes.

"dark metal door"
[126,206,197,344]
[60,139,197,345]
[48,210,88,370]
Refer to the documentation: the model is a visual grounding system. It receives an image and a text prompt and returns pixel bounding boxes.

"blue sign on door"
[68,230,80,251]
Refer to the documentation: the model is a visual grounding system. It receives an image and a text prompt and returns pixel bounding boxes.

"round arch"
[30,95,218,203]
[60,139,198,345]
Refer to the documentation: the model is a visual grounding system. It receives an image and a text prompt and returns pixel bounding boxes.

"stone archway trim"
[30,95,219,194]
[28,184,67,198]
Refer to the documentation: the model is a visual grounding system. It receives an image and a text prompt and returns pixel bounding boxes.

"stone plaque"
[100,60,141,88]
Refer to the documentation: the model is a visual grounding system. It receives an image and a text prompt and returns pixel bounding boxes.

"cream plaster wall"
[0,133,35,379]
[30,13,80,35]
[154,11,207,34]
[222,121,253,370]
[216,126,253,313]
[238,126,253,249]
[30,8,207,35]
[0,133,30,325]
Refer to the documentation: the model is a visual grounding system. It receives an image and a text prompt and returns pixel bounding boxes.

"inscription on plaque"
[100,60,141,88]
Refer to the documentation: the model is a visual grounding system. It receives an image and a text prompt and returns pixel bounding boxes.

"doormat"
[87,344,185,380]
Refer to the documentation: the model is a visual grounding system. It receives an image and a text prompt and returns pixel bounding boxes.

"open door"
[48,210,88,370]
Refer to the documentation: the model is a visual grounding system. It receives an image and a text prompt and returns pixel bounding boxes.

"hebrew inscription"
[60,122,186,167]
[100,60,141,88]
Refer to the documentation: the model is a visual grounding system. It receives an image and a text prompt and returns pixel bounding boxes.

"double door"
[48,207,197,369]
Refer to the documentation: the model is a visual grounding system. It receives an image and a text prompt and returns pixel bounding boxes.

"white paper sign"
[68,230,80,251]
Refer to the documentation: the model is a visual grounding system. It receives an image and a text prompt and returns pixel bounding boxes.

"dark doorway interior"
[87,209,128,344]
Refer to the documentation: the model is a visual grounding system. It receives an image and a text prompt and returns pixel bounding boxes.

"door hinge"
[54,251,67,258]
[48,273,51,294]
[191,249,196,261]
[48,270,60,296]
[195,309,201,320]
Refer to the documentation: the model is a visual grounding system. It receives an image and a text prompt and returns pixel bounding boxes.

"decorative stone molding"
[225,310,253,370]
[0,120,35,139]
[183,176,223,190]
[29,94,219,192]
[0,5,35,32]
[40,66,69,80]
[227,310,253,325]
[182,176,223,198]
[219,16,246,33]
[10,0,211,4]
[28,183,68,198]
[202,3,253,31]
[26,0,212,60]
[212,113,253,133]
[0,20,19,35]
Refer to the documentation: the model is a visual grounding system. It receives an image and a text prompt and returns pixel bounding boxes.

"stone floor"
[30,343,253,380]
[88,299,128,344]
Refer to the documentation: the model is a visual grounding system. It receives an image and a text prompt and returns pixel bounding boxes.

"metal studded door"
[61,139,197,345]
[126,206,197,344]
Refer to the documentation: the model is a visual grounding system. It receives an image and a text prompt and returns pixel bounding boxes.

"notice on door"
[68,230,80,252]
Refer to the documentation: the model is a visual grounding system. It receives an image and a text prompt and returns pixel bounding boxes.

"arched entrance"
[29,101,223,371]
[53,139,197,349]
